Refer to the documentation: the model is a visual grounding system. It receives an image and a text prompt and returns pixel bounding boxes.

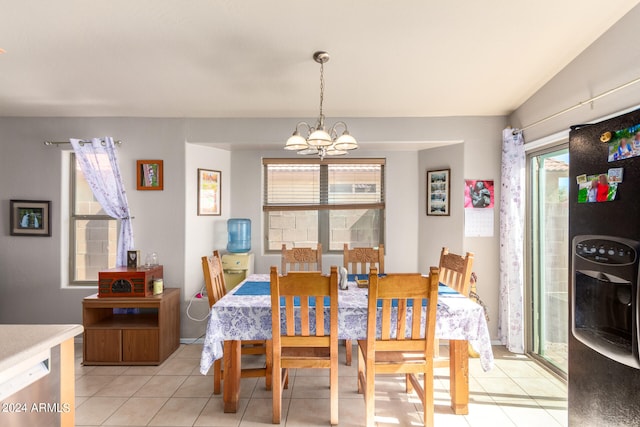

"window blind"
[263,158,385,211]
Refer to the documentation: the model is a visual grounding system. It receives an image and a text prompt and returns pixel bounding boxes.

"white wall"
[183,143,231,338]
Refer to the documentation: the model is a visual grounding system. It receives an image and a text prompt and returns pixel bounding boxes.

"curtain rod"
[513,75,640,135]
[44,139,122,146]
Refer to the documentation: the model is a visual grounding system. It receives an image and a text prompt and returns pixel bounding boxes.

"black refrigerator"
[568,108,640,426]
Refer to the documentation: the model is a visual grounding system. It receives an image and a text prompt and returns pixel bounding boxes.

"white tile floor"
[74,343,567,426]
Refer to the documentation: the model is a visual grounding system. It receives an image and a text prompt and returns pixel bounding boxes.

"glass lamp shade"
[307,128,333,146]
[334,132,358,150]
[325,146,348,156]
[284,133,309,150]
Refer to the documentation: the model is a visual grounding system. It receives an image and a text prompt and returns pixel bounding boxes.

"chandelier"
[284,51,358,159]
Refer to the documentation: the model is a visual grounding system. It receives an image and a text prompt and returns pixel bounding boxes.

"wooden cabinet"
[82,288,180,365]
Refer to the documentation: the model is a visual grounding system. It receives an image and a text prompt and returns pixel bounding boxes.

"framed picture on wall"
[198,168,221,216]
[426,168,450,216]
[10,200,51,236]
[137,160,164,190]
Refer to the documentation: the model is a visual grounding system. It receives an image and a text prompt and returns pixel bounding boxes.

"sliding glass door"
[529,146,569,374]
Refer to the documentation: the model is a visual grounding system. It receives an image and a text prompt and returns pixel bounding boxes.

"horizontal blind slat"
[264,161,384,206]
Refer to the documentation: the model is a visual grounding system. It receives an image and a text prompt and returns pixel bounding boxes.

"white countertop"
[0,324,83,375]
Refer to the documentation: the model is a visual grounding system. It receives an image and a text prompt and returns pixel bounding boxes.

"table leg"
[449,340,469,415]
[223,340,241,413]
[60,337,75,427]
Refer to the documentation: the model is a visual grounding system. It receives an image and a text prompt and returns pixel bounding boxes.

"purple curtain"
[70,137,134,267]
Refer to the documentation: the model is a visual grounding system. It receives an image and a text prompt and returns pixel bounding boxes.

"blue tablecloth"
[234,279,461,297]
[233,278,460,307]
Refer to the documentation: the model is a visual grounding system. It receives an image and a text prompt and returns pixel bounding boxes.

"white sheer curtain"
[70,137,134,267]
[498,128,525,353]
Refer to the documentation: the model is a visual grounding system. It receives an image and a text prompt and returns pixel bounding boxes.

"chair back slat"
[315,296,325,336]
[438,247,474,296]
[300,297,310,336]
[396,300,408,340]
[284,296,295,335]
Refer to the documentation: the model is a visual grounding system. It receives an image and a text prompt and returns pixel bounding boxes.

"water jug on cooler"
[226,218,251,253]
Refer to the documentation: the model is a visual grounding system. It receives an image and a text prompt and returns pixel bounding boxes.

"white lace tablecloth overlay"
[200,274,494,374]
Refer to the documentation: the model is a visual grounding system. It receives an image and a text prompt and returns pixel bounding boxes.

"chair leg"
[265,339,273,391]
[364,361,375,427]
[406,373,413,393]
[345,339,352,365]
[272,359,282,424]
[213,359,222,395]
[424,368,434,427]
[357,344,365,394]
[330,356,339,425]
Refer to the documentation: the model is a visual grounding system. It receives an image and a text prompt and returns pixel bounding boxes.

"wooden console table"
[82,288,180,365]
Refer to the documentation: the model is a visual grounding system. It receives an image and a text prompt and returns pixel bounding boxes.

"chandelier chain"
[318,61,325,124]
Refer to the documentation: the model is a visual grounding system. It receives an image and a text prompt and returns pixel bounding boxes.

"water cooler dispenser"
[221,219,254,290]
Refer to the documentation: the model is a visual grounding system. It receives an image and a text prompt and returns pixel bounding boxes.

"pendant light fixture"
[284,51,358,159]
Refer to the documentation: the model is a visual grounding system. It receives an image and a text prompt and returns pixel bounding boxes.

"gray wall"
[511,5,640,140]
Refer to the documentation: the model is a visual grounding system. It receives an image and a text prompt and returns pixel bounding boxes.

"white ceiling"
[0,1,638,124]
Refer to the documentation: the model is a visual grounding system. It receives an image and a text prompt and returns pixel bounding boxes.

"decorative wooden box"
[98,265,163,297]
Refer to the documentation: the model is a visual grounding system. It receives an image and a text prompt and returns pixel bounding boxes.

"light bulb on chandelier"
[284,51,358,159]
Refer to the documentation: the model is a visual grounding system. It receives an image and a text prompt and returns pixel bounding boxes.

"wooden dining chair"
[202,250,272,395]
[357,266,440,427]
[270,265,339,425]
[281,243,322,273]
[202,250,226,308]
[342,244,385,365]
[434,248,474,358]
[438,247,474,296]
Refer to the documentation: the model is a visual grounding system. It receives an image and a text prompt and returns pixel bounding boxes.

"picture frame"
[426,168,450,216]
[465,179,495,208]
[198,168,221,216]
[10,200,51,236]
[136,160,163,190]
[127,250,141,268]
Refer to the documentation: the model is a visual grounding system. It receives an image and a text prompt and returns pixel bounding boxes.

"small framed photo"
[137,160,163,190]
[10,200,51,236]
[127,250,141,268]
[426,169,450,216]
[198,169,221,216]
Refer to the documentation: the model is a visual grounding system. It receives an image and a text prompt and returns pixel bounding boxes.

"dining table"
[200,273,494,414]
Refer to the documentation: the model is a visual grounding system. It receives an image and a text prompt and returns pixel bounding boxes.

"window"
[70,153,118,284]
[263,158,385,252]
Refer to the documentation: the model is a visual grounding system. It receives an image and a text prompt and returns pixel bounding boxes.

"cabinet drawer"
[123,329,159,362]
[85,329,122,363]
